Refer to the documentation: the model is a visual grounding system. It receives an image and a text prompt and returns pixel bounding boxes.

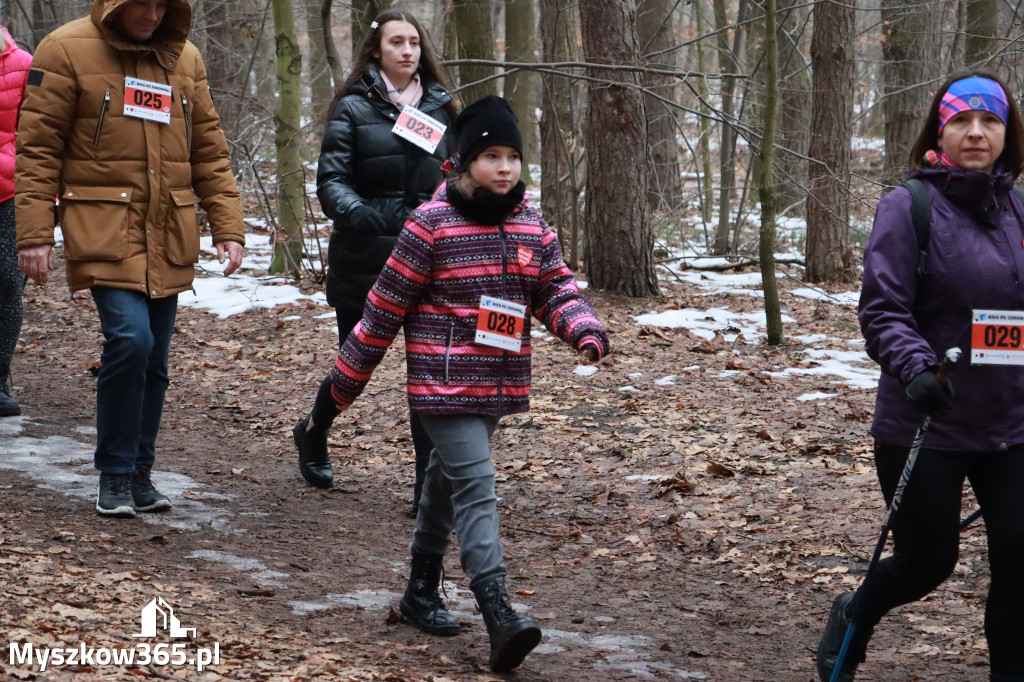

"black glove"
[346,203,387,238]
[905,368,954,415]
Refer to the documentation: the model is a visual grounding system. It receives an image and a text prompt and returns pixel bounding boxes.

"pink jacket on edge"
[0,26,31,203]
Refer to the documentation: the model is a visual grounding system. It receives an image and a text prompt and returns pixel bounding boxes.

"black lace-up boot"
[399,553,460,636]
[472,577,541,672]
[816,592,873,682]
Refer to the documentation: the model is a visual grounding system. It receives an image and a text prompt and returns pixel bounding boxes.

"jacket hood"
[91,0,191,53]
[909,165,1018,228]
[0,26,17,56]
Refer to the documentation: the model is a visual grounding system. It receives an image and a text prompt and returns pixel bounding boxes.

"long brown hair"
[327,9,459,120]
[908,70,1024,176]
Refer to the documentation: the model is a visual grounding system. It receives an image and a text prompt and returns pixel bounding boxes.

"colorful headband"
[938,77,1009,131]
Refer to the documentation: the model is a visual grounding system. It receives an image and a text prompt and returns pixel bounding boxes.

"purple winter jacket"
[859,167,1024,451]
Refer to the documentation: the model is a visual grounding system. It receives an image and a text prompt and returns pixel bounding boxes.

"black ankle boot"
[472,577,541,672]
[0,363,20,417]
[293,416,333,488]
[816,592,873,682]
[399,553,460,636]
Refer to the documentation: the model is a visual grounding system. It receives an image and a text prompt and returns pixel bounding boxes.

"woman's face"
[469,146,522,195]
[939,109,1006,173]
[373,21,421,87]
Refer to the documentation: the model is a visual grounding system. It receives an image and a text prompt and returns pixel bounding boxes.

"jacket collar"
[351,65,453,113]
[910,166,1019,227]
[90,0,190,65]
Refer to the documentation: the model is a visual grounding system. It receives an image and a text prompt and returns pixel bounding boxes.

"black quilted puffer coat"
[316,65,454,315]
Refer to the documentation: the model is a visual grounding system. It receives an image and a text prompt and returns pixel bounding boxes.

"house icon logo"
[132,597,197,638]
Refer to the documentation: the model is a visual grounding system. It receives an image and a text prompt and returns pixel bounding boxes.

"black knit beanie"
[454,95,523,170]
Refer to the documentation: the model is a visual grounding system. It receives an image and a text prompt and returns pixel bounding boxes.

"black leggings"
[0,198,24,369]
[856,442,1024,677]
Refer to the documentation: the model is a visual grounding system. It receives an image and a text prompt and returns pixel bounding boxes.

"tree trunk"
[580,0,658,297]
[637,0,680,209]
[711,0,746,255]
[320,0,345,91]
[880,0,942,184]
[351,0,386,57]
[965,0,999,68]
[269,0,305,276]
[504,0,539,183]
[453,0,497,103]
[305,0,334,134]
[758,0,783,345]
[773,0,811,213]
[539,0,584,266]
[692,0,714,239]
[805,0,855,284]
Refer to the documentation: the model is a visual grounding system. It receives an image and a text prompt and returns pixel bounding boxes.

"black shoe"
[0,366,20,416]
[294,416,333,488]
[131,467,172,512]
[473,577,542,672]
[816,592,872,682]
[96,473,136,518]
[399,553,460,636]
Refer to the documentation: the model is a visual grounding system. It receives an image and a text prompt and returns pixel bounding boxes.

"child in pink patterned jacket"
[294,95,610,672]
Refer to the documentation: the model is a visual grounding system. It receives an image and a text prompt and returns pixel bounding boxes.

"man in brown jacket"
[15,0,245,518]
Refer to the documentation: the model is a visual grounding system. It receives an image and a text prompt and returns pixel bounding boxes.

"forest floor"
[0,244,994,682]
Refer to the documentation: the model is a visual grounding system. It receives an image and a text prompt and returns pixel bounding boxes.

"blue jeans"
[412,415,505,589]
[91,287,178,473]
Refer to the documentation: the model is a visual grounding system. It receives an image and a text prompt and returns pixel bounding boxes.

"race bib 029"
[971,309,1024,365]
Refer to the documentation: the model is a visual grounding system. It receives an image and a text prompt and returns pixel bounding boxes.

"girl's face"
[469,146,522,195]
[373,21,421,86]
[939,108,1006,173]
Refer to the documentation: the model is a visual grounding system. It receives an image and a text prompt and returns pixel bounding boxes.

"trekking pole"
[960,508,983,530]
[830,346,962,682]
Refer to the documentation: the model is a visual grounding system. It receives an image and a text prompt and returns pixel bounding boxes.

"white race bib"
[124,77,172,124]
[391,105,446,154]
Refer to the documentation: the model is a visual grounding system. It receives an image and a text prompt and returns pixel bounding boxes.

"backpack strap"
[902,178,931,277]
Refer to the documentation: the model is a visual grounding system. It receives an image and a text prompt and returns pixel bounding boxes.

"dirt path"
[0,255,993,681]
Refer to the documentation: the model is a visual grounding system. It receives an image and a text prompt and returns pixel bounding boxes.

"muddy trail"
[0,254,993,681]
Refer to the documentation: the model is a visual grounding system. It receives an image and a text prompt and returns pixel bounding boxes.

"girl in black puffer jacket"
[298,10,460,512]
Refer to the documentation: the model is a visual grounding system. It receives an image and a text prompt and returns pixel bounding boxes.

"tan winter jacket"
[15,0,244,297]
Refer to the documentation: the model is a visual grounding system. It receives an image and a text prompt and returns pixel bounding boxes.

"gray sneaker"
[96,473,136,518]
[131,468,172,512]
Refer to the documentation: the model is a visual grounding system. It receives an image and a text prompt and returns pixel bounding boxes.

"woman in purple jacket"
[817,72,1024,682]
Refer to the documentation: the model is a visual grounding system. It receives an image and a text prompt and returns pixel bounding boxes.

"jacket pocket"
[181,95,191,154]
[166,187,200,265]
[60,186,131,261]
[93,91,110,146]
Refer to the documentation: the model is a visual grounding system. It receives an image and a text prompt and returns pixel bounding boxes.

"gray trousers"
[412,414,505,589]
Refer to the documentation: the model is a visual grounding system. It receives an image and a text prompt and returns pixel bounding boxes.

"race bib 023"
[392,105,446,154]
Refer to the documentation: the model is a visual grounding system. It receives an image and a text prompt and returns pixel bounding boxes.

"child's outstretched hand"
[579,343,601,364]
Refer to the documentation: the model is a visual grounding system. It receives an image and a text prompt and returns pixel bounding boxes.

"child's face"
[468,145,522,195]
